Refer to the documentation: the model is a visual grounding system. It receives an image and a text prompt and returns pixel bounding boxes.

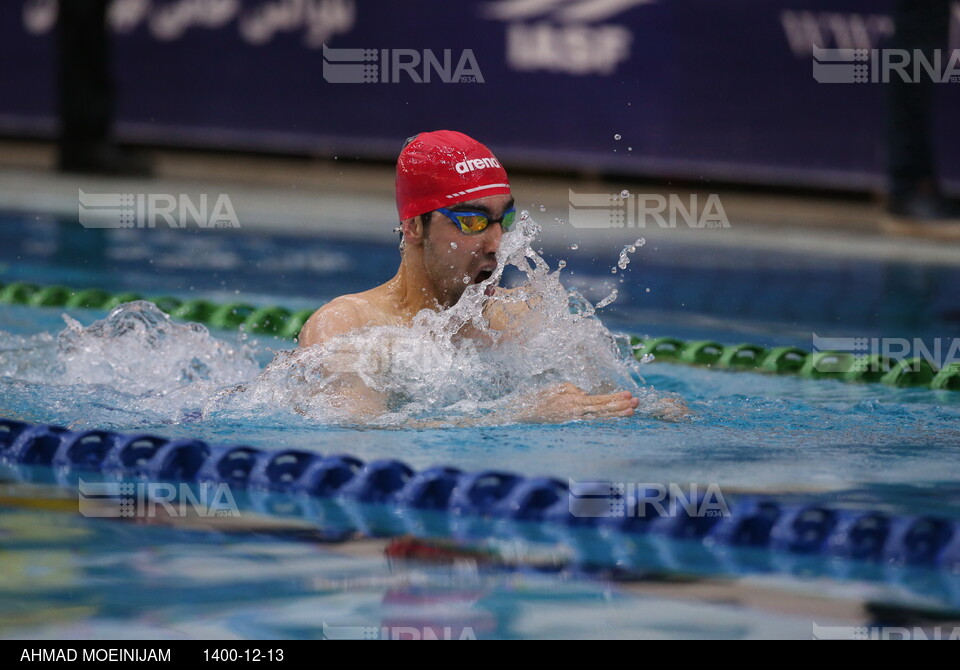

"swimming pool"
[2,212,960,639]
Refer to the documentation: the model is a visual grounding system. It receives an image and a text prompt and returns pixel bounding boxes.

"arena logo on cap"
[455,157,502,174]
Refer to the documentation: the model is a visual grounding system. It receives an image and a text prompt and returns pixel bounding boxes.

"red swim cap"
[396,130,511,221]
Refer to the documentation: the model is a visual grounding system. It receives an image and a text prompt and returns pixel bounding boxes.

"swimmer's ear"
[400,217,425,246]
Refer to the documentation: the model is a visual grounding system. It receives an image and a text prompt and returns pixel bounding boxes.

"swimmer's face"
[421,194,513,306]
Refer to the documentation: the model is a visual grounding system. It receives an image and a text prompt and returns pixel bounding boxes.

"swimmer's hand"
[515,383,640,423]
[647,396,691,422]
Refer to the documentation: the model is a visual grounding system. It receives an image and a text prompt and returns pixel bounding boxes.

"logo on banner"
[782,8,960,59]
[780,10,894,57]
[481,0,657,75]
[22,0,356,48]
[322,45,483,83]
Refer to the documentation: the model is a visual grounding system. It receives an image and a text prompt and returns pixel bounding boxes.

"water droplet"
[620,189,630,198]
[569,243,579,250]
[611,268,618,274]
[450,242,457,249]
[614,133,621,140]
[462,275,470,284]
[645,288,651,293]
[596,289,618,309]
[627,147,633,152]
[539,204,546,212]
[557,260,567,269]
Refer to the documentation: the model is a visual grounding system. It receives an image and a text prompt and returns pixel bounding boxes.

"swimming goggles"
[436,207,516,234]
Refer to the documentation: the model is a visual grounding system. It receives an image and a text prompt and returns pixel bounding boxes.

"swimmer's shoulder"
[298,293,383,348]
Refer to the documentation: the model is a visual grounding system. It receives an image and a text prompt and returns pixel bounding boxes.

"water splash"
[0,302,260,428]
[0,216,675,428]
[612,237,646,274]
[56,301,259,395]
[213,212,666,425]
[595,289,618,310]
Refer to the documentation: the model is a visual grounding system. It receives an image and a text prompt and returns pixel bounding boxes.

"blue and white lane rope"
[2,418,960,572]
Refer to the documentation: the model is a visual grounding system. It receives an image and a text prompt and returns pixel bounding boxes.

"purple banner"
[1,0,958,190]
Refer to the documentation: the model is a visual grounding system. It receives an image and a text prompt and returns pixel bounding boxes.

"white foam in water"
[0,214,682,426]
[0,301,260,427]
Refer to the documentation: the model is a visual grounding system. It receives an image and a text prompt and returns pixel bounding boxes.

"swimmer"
[298,130,687,422]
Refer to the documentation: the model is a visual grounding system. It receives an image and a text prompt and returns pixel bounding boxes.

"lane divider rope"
[2,418,959,573]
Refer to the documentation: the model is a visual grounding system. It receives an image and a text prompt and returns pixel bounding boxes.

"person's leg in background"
[886,0,959,221]
[57,0,152,176]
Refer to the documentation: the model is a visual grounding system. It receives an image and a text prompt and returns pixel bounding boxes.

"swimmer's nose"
[481,222,503,253]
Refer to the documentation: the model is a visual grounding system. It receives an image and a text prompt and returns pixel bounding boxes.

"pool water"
[2,213,960,639]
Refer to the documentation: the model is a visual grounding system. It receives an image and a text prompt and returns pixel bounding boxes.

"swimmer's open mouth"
[474,269,494,284]
[473,268,496,296]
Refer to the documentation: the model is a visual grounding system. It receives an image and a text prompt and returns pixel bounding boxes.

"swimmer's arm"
[483,285,541,336]
[405,383,642,428]
[405,385,690,428]
[297,298,388,418]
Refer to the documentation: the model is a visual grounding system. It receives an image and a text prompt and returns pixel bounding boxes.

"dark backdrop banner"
[2,0,958,189]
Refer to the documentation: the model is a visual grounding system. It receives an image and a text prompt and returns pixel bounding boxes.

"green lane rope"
[0,280,312,339]
[2,280,959,391]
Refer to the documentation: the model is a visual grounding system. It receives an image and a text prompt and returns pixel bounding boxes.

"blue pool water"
[2,213,960,639]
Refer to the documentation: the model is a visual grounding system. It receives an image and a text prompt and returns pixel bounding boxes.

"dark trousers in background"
[58,0,112,157]
[887,0,952,200]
